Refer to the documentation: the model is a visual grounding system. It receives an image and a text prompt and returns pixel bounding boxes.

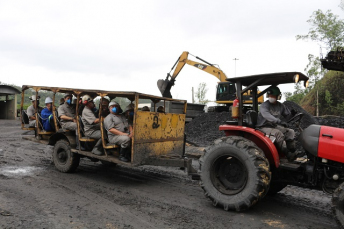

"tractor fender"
[219,125,280,168]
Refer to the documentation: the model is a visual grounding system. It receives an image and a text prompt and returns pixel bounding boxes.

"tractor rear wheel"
[200,136,271,211]
[332,182,344,228]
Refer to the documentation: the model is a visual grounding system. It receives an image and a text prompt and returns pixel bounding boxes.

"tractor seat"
[245,110,257,128]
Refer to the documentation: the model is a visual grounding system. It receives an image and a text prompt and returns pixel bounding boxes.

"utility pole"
[192,87,194,103]
[317,90,319,116]
[233,58,239,77]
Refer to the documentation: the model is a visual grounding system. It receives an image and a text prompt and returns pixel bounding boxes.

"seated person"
[41,97,55,131]
[104,101,133,162]
[141,106,150,111]
[256,86,297,161]
[59,98,65,105]
[157,106,164,113]
[81,95,103,155]
[58,93,83,150]
[124,103,135,125]
[101,97,110,117]
[27,95,42,127]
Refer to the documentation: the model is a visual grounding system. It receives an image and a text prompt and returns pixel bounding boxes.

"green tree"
[296,9,344,50]
[195,82,210,105]
[295,9,344,95]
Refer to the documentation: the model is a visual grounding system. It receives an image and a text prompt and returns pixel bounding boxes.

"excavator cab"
[216,82,236,102]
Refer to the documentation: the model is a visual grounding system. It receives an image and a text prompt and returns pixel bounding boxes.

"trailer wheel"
[53,139,80,173]
[332,182,344,228]
[200,136,271,211]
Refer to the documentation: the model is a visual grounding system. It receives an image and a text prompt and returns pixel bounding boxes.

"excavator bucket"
[157,79,173,98]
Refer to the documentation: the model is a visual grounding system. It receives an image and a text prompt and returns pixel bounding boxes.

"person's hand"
[279,121,289,128]
[128,133,133,138]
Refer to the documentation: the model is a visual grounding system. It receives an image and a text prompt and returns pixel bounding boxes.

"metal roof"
[0,85,21,95]
[21,85,187,103]
[226,72,309,87]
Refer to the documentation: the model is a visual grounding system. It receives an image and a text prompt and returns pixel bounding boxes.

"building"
[0,85,20,119]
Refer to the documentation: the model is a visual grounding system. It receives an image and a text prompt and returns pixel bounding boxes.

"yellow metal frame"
[20,85,188,166]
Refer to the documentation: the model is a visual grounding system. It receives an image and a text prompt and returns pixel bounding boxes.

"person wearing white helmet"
[104,101,132,162]
[81,94,103,155]
[58,93,84,150]
[41,97,54,131]
[27,95,42,127]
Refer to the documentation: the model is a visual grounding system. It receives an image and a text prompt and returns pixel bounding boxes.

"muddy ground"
[0,119,339,229]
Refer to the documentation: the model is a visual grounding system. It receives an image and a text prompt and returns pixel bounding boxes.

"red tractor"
[199,72,344,227]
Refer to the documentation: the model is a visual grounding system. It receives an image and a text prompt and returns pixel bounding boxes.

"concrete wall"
[0,95,17,119]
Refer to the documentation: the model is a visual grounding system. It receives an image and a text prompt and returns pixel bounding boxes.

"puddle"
[0,166,41,177]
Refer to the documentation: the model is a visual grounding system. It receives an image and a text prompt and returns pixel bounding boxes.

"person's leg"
[275,126,296,154]
[109,135,131,162]
[260,127,285,152]
[88,130,103,155]
[62,122,85,150]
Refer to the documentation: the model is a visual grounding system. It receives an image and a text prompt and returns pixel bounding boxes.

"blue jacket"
[41,108,54,131]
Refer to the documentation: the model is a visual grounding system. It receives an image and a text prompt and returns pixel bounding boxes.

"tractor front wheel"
[200,136,271,211]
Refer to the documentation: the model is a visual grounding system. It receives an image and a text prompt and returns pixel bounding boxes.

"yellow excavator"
[157,51,263,112]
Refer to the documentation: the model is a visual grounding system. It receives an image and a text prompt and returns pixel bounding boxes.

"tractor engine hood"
[300,124,344,163]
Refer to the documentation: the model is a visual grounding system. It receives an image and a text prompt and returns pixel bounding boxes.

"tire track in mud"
[266,187,334,218]
[33,174,160,229]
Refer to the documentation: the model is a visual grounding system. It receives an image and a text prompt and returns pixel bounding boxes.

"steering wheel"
[287,113,304,124]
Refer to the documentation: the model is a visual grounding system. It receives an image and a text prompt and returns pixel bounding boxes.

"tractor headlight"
[293,74,299,83]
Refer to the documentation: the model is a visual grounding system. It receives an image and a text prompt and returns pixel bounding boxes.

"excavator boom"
[158,51,264,106]
[157,51,227,98]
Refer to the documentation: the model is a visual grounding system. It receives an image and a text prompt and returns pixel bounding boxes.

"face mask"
[112,107,117,113]
[67,99,71,105]
[268,97,276,103]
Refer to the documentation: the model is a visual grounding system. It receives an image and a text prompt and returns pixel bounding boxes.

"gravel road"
[0,119,339,229]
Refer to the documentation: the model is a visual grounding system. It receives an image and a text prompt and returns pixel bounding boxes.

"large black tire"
[200,136,271,211]
[332,182,344,228]
[53,139,80,173]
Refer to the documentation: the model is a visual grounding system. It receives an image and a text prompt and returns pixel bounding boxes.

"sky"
[0,0,343,104]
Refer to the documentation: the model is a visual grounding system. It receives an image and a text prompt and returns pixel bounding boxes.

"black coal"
[185,101,343,147]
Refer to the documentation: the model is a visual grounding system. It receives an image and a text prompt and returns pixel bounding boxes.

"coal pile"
[185,112,228,147]
[185,101,320,147]
[315,116,344,128]
[283,101,319,128]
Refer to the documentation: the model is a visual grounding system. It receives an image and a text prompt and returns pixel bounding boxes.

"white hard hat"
[82,94,92,104]
[45,97,53,104]
[29,95,40,101]
[108,101,119,108]
[125,103,135,112]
